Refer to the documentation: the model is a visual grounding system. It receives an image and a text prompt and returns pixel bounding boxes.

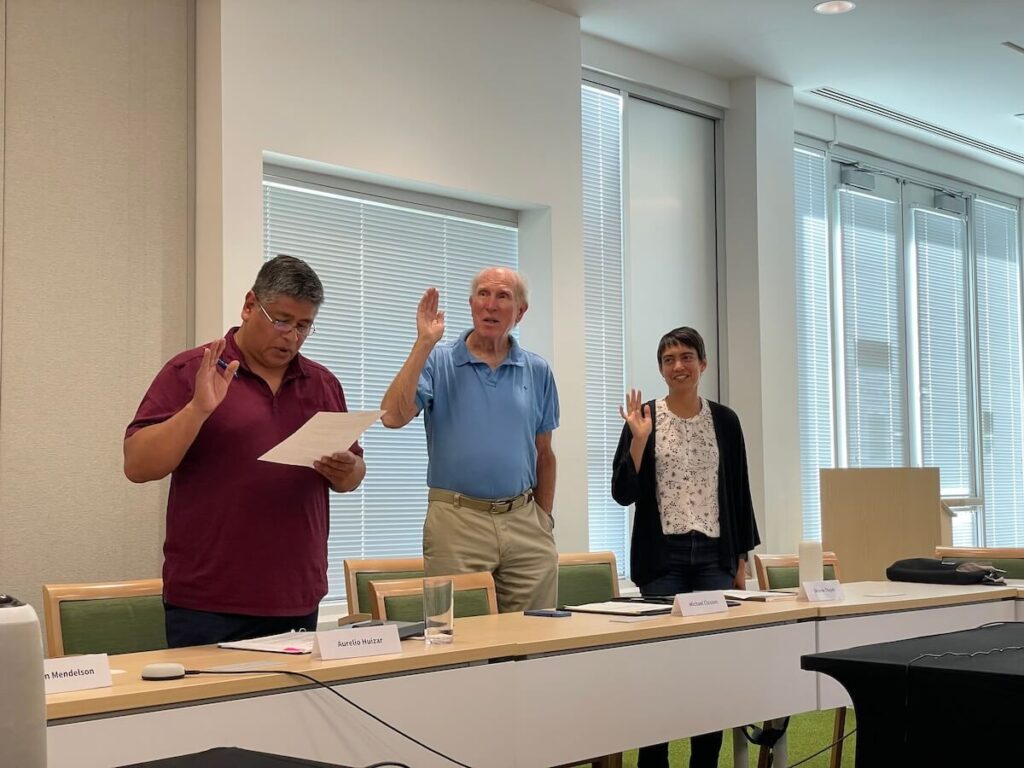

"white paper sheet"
[258,410,384,468]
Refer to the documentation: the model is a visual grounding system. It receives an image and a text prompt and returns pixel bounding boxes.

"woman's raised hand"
[619,388,652,441]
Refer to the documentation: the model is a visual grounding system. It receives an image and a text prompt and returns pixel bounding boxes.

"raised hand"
[191,338,239,416]
[416,287,446,345]
[619,388,652,442]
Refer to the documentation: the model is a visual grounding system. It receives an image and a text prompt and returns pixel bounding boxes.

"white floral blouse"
[654,397,720,537]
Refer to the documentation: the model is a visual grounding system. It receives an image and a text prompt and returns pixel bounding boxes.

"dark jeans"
[637,532,735,768]
[164,603,319,648]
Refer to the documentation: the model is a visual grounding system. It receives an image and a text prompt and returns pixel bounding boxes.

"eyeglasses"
[255,301,316,337]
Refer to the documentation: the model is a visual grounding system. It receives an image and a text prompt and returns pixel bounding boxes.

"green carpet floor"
[617,709,857,768]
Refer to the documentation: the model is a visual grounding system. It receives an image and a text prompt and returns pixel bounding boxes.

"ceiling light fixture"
[814,1,856,14]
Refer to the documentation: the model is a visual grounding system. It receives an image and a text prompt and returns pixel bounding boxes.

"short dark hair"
[657,326,706,365]
[252,255,324,306]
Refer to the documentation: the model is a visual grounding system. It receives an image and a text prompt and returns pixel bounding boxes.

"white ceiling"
[536,0,1024,164]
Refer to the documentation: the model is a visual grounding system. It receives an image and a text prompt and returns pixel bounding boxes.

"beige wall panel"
[821,467,950,582]
[0,0,190,622]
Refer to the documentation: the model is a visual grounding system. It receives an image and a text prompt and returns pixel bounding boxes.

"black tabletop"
[802,621,1024,767]
[119,747,353,768]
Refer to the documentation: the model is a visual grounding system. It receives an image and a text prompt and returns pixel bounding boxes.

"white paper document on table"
[258,410,384,468]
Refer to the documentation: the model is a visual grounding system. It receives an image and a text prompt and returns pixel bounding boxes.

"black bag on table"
[886,557,1006,585]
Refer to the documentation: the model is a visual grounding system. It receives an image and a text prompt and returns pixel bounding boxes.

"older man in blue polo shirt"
[381,266,559,612]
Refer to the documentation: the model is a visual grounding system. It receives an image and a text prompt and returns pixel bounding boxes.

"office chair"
[341,556,425,622]
[557,551,620,606]
[935,547,1024,579]
[368,571,498,621]
[42,578,166,657]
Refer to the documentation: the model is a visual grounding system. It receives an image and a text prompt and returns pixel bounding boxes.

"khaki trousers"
[423,495,558,612]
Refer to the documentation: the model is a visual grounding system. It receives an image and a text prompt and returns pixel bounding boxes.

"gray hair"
[470,267,528,306]
[253,255,324,306]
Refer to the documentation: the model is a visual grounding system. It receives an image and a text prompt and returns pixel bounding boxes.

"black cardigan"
[611,399,761,588]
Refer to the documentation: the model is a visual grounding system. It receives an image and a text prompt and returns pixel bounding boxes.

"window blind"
[837,188,907,467]
[263,180,518,603]
[793,147,833,540]
[913,207,973,496]
[974,198,1024,545]
[581,83,627,573]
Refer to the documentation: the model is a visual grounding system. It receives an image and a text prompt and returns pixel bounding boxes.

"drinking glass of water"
[422,576,454,645]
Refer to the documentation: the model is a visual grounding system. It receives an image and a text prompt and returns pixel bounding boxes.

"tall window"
[975,199,1024,543]
[581,84,627,572]
[837,187,906,468]
[794,148,832,540]
[794,146,1024,544]
[263,177,518,603]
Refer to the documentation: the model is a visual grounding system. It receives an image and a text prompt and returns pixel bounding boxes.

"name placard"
[672,590,729,617]
[44,654,112,694]
[801,580,844,602]
[314,624,401,660]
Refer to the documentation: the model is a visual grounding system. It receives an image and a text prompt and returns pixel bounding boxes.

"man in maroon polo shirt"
[124,255,365,648]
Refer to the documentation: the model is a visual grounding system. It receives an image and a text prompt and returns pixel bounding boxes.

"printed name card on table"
[44,654,112,694]
[800,580,844,602]
[672,590,729,617]
[314,624,402,660]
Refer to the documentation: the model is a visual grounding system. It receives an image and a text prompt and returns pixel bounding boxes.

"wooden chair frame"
[342,556,425,616]
[935,546,1024,560]
[42,578,163,657]
[557,551,621,598]
[367,572,498,620]
[754,551,841,590]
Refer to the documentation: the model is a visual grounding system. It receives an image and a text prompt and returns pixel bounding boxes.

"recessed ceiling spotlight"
[814,1,856,14]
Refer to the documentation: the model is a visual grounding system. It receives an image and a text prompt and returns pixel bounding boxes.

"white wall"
[626,98,719,401]
[722,78,801,553]
[196,0,589,549]
[0,0,189,620]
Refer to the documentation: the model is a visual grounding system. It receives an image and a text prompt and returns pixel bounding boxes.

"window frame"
[794,138,1024,544]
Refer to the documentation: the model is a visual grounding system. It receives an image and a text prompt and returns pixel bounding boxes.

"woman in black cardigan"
[612,326,760,768]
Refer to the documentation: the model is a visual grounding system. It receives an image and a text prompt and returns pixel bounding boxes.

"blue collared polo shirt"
[415,329,559,499]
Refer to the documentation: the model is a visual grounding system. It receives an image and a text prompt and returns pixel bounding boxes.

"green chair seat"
[558,562,616,606]
[765,564,837,589]
[355,569,425,616]
[60,595,167,656]
[940,557,1024,579]
[381,588,492,623]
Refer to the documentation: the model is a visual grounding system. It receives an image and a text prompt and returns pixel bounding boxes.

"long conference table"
[46,581,1024,768]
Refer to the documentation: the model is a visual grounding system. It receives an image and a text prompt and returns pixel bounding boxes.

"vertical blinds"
[794,147,833,541]
[838,188,907,467]
[913,207,973,496]
[975,198,1024,545]
[263,180,518,603]
[794,146,1024,546]
[581,84,627,573]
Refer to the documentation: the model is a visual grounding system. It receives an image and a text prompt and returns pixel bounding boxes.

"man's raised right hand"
[417,287,446,345]
[191,338,240,415]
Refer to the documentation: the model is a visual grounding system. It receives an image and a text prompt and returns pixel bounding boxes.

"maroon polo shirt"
[126,329,362,616]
